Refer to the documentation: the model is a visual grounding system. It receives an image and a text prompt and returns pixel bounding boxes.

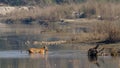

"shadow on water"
[88,56,100,67]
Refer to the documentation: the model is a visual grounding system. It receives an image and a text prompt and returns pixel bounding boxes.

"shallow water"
[0,26,119,68]
[0,50,119,68]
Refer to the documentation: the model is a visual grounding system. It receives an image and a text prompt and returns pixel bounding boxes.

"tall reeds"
[93,22,120,43]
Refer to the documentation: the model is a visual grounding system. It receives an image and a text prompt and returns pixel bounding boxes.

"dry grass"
[6,5,75,21]
[92,22,120,43]
[67,21,120,43]
[80,1,120,19]
[2,1,120,43]
[4,1,120,21]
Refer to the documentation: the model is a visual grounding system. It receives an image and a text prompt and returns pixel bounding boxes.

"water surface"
[0,26,119,68]
[0,50,119,68]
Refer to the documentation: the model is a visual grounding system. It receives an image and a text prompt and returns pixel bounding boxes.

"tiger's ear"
[44,46,48,51]
[43,45,46,48]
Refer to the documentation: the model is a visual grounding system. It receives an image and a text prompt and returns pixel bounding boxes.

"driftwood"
[101,47,120,57]
[88,44,101,67]
[110,48,119,57]
[88,44,104,56]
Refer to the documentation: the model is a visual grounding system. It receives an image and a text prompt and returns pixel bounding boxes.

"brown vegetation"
[1,1,120,44]
[93,22,120,43]
[3,1,120,22]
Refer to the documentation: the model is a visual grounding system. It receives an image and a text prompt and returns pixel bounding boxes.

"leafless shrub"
[93,22,120,43]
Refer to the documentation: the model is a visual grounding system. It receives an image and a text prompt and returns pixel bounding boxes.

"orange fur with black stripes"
[28,46,48,54]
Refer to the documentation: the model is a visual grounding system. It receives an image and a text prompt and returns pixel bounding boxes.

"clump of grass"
[75,22,120,43]
[105,23,120,43]
[93,22,120,43]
